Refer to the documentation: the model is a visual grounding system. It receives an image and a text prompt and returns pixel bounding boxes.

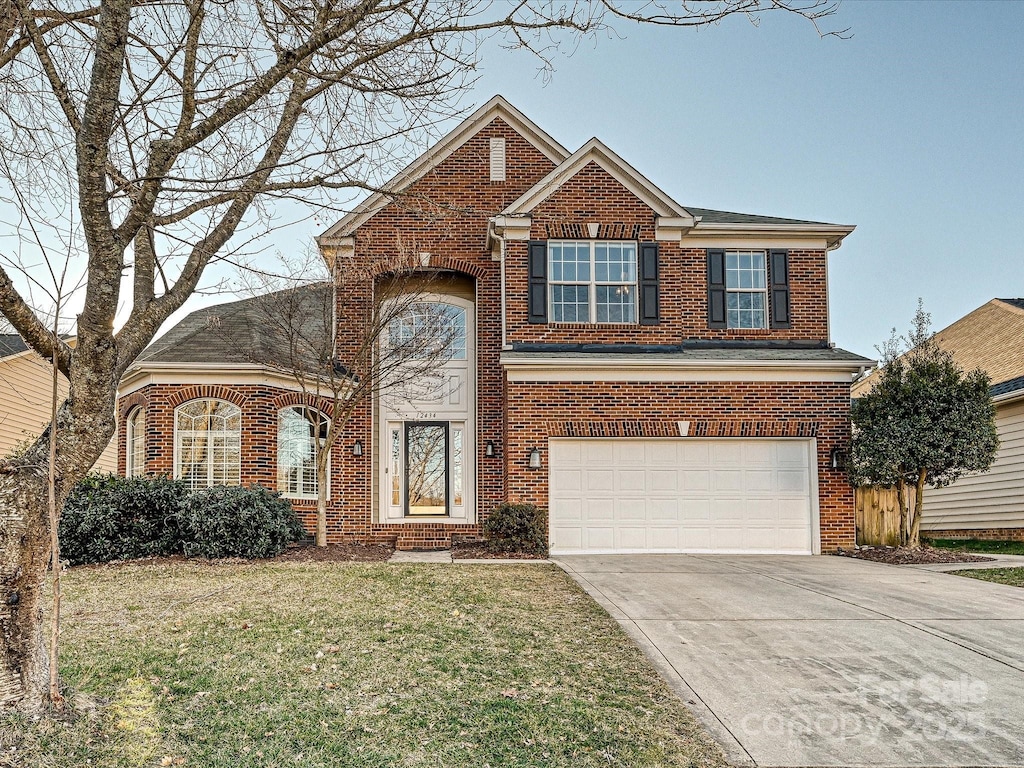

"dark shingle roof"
[991,374,1024,398]
[0,334,29,359]
[140,284,332,372]
[684,207,843,227]
[997,298,1024,311]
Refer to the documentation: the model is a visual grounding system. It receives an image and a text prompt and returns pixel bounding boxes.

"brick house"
[117,96,870,554]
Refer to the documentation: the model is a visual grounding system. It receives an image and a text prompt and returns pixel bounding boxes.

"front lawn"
[956,567,1024,588]
[3,561,725,768]
[926,538,1024,556]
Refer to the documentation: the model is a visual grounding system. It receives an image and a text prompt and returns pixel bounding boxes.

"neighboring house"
[117,96,870,554]
[0,334,117,471]
[853,298,1024,541]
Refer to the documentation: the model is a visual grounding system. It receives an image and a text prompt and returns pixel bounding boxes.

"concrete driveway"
[557,554,1024,767]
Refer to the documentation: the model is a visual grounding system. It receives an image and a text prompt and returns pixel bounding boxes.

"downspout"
[493,229,510,351]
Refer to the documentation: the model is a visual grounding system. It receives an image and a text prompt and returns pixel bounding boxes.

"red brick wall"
[503,379,855,552]
[923,528,1024,542]
[504,162,830,344]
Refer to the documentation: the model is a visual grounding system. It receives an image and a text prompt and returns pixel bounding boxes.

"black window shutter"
[638,242,660,325]
[769,249,791,328]
[528,240,547,324]
[707,249,726,328]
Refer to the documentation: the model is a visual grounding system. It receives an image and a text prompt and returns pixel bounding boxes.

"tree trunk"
[0,466,55,714]
[910,468,927,549]
[0,373,117,711]
[895,478,909,547]
[316,445,329,547]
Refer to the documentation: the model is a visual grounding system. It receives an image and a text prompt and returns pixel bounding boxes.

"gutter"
[499,355,873,374]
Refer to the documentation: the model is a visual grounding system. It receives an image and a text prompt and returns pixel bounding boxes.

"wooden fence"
[854,486,914,546]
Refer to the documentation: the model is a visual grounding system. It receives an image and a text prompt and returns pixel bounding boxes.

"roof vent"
[489,137,506,181]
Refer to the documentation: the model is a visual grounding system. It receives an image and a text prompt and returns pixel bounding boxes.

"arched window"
[388,302,467,361]
[174,399,241,489]
[126,407,146,478]
[278,407,328,499]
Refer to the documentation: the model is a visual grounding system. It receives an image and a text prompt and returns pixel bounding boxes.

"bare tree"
[239,249,461,546]
[0,0,841,713]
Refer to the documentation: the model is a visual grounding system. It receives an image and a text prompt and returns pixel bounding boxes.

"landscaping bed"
[836,545,996,565]
[451,541,548,560]
[5,561,726,768]
[274,542,394,563]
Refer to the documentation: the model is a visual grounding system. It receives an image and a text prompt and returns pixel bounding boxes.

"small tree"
[848,302,998,547]
[239,250,460,546]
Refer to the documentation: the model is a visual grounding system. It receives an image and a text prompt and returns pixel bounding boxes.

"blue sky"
[445,0,1023,358]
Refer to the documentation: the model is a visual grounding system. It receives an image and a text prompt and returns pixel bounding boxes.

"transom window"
[278,407,328,499]
[174,399,241,489]
[549,241,637,323]
[126,407,145,478]
[726,250,767,329]
[388,302,466,361]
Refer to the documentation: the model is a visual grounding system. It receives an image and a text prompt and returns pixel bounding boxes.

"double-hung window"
[725,250,767,329]
[548,240,637,323]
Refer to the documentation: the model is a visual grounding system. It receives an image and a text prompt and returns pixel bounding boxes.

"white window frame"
[725,250,768,329]
[126,407,145,478]
[173,399,242,489]
[548,240,638,324]
[277,406,329,500]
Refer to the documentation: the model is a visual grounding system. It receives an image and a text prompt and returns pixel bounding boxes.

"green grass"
[2,561,725,768]
[925,538,1024,556]
[956,567,1024,588]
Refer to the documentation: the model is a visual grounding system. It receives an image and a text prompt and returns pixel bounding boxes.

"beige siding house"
[853,298,1024,540]
[0,334,117,472]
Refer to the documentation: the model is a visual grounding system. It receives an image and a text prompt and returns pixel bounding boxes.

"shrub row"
[59,475,305,565]
[483,502,547,555]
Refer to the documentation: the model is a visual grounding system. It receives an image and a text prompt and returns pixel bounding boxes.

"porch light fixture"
[485,440,496,458]
[352,440,364,457]
[830,446,847,471]
[528,447,541,469]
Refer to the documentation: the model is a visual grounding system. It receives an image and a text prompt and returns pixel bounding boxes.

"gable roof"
[138,284,332,372]
[318,96,570,242]
[682,207,841,227]
[852,298,1024,401]
[502,137,692,219]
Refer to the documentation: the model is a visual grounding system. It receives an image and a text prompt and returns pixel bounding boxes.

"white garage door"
[549,439,816,555]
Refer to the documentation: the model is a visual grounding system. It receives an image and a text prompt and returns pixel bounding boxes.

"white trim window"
[174,399,241,489]
[549,240,637,323]
[726,250,768,329]
[126,407,145,478]
[388,302,467,361]
[278,406,328,499]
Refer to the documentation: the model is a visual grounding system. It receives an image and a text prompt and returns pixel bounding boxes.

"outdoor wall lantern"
[528,447,542,469]
[485,440,496,458]
[352,440,364,457]
[830,446,847,471]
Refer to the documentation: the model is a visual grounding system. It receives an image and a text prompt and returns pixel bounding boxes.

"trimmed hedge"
[59,474,304,565]
[483,502,548,555]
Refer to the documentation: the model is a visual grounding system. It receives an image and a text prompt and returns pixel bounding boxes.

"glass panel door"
[405,422,448,516]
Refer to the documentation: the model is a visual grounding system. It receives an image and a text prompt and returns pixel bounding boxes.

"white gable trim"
[501,137,694,221]
[317,96,569,244]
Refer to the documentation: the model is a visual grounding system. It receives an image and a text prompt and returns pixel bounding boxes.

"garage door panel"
[550,438,815,555]
[616,499,646,521]
[681,470,710,491]
[778,470,809,492]
[619,470,647,491]
[713,470,743,491]
[650,498,681,520]
[587,498,614,521]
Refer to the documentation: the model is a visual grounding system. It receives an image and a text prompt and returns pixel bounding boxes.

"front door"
[405,421,449,516]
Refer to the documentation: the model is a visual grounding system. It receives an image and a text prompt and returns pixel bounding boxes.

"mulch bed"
[835,545,996,565]
[450,542,548,560]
